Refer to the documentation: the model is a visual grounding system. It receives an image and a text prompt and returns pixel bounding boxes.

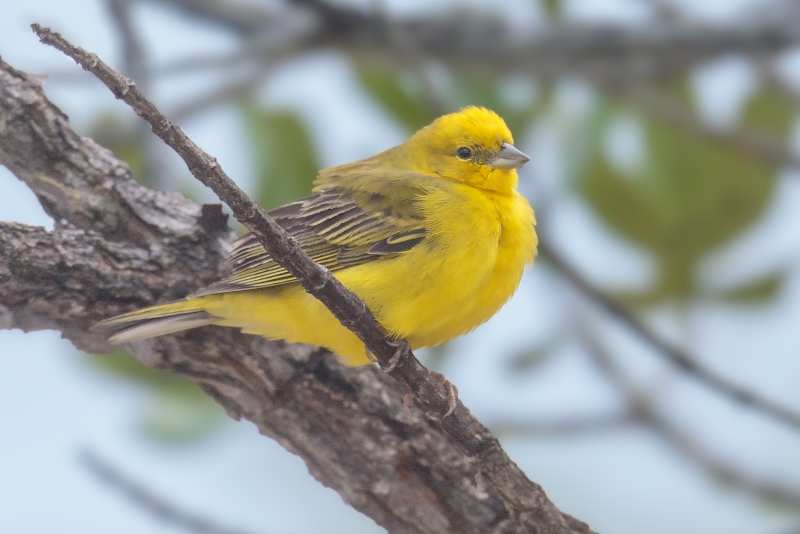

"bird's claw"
[371,341,456,417]
[381,339,409,373]
[431,371,459,418]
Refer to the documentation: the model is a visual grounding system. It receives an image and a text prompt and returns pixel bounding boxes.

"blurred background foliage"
[581,85,790,305]
[88,350,224,442]
[5,0,800,532]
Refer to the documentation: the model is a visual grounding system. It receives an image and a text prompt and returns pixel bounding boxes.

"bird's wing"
[192,176,430,296]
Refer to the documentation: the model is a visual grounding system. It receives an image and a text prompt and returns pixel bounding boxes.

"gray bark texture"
[0,55,594,534]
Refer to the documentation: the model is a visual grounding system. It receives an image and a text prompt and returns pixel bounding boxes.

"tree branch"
[489,412,633,438]
[0,39,593,534]
[538,240,800,434]
[169,65,270,122]
[612,85,800,172]
[579,324,800,506]
[0,221,225,352]
[147,0,800,83]
[107,0,174,190]
[80,450,258,534]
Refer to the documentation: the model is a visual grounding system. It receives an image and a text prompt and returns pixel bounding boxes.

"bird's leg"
[381,339,410,373]
[364,345,379,364]
[431,372,459,418]
[378,341,457,417]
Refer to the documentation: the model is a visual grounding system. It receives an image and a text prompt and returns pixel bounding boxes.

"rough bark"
[0,53,594,534]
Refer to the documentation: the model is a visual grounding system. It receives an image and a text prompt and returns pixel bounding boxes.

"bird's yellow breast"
[208,183,537,365]
[360,183,537,348]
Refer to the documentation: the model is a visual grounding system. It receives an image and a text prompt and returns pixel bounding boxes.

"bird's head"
[406,106,530,193]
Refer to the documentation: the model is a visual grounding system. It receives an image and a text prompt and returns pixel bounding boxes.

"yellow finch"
[99,106,538,365]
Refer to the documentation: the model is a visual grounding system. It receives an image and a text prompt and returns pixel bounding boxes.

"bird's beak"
[489,142,530,170]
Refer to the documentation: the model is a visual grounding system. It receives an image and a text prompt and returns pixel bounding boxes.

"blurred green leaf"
[540,0,562,19]
[143,385,224,443]
[578,85,792,303]
[740,87,795,137]
[86,350,225,442]
[507,332,566,374]
[242,102,319,210]
[355,62,437,131]
[561,92,609,184]
[714,271,785,304]
[88,349,178,387]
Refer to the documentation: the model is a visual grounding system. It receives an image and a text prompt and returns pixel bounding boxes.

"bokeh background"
[3,0,800,533]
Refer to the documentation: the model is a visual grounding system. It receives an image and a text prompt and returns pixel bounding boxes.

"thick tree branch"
[0,221,225,352]
[0,42,592,534]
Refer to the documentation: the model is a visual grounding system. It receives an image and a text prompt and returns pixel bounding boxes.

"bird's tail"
[94,299,217,345]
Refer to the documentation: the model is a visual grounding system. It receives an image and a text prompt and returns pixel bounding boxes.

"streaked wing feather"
[368,229,427,255]
[192,182,427,296]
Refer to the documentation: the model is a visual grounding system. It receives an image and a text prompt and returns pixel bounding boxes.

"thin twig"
[758,58,800,109]
[107,0,168,189]
[636,0,683,21]
[169,66,271,122]
[489,412,633,438]
[538,239,800,433]
[578,324,800,506]
[80,450,258,534]
[107,0,148,85]
[140,0,279,35]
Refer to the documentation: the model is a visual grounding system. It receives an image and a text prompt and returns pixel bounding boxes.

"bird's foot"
[431,371,459,418]
[381,339,410,373]
[364,345,379,364]
[371,341,457,417]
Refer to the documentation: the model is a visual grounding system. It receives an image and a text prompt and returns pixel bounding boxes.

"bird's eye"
[456,147,472,160]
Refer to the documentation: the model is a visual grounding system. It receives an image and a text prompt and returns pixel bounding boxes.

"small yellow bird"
[99,106,538,365]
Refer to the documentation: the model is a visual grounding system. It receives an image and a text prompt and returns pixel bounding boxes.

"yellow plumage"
[98,107,538,365]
